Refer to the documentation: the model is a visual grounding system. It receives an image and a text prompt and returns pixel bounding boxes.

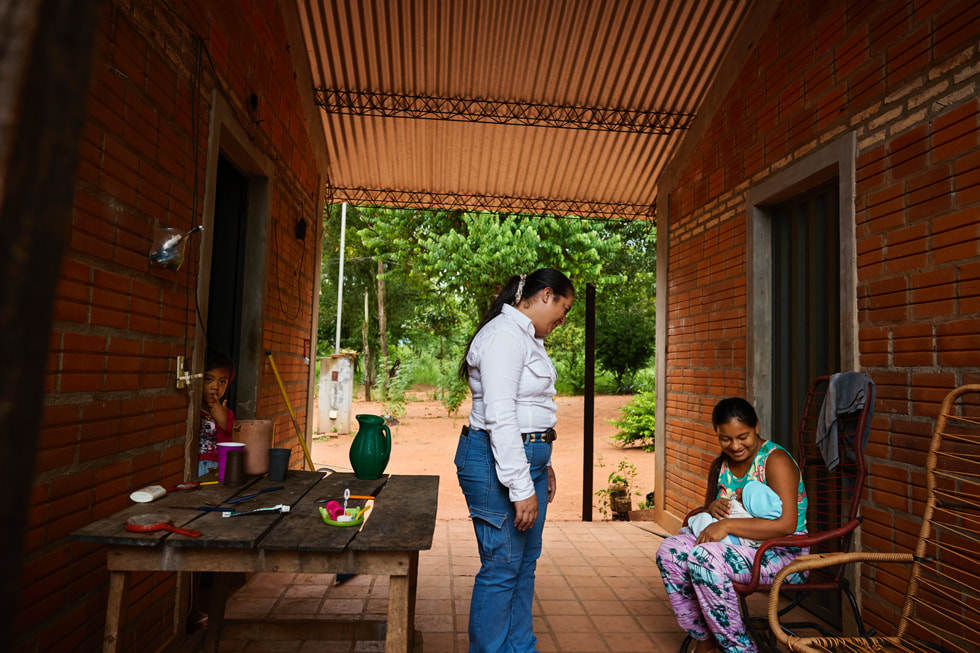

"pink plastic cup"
[216,442,246,482]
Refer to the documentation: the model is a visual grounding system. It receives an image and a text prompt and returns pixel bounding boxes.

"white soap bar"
[130,485,166,503]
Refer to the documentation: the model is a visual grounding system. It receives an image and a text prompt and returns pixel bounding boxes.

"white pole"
[334,203,347,354]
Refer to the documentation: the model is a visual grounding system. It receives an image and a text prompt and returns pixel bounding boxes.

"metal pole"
[582,282,596,521]
[334,203,346,354]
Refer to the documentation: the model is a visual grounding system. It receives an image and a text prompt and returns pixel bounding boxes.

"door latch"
[176,355,203,389]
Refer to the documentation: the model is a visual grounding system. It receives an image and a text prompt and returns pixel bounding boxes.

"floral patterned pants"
[655,533,807,653]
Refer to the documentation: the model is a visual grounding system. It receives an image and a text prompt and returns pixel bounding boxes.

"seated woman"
[656,397,808,653]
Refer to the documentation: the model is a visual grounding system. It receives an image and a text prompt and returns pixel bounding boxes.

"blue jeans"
[455,428,551,653]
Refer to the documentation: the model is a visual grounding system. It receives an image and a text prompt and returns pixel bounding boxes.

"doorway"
[746,133,858,632]
[769,179,841,450]
[770,179,844,630]
[191,94,274,429]
[207,154,249,410]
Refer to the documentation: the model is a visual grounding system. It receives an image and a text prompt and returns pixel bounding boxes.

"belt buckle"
[523,429,556,444]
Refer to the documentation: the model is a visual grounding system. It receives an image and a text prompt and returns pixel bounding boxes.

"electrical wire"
[273,211,307,320]
[182,35,205,368]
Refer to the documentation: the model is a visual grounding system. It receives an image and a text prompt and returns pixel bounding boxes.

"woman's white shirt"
[467,304,557,502]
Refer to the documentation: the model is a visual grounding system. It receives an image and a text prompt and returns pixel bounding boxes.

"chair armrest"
[737,518,863,593]
[767,552,915,649]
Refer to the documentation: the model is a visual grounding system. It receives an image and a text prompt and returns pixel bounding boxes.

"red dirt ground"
[311,388,655,521]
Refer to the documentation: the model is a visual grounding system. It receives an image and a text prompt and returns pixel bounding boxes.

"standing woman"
[656,398,809,653]
[455,268,574,653]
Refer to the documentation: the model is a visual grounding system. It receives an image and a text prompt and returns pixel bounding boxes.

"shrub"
[379,353,412,419]
[436,367,469,416]
[609,391,656,451]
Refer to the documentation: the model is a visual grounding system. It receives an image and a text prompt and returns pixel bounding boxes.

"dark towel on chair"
[816,372,876,471]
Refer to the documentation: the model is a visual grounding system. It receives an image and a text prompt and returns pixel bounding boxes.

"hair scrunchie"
[514,274,527,304]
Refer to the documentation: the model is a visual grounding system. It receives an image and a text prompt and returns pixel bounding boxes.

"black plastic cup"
[223,449,245,486]
[268,448,290,482]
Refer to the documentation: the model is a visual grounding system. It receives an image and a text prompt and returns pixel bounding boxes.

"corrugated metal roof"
[292,0,753,220]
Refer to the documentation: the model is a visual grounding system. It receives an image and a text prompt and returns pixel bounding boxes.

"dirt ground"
[311,388,654,521]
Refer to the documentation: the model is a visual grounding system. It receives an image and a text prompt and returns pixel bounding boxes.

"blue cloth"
[197,460,218,478]
[686,480,783,546]
[687,511,742,545]
[742,479,782,518]
[455,427,551,653]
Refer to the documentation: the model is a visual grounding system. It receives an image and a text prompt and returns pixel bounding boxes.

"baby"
[685,479,782,546]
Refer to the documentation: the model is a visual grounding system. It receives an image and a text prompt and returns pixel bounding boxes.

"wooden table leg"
[103,570,128,653]
[385,552,420,653]
[203,573,232,653]
[174,571,191,640]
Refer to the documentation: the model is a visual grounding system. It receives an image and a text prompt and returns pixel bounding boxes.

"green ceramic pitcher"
[349,414,391,480]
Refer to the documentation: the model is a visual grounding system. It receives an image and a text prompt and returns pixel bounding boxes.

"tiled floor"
[215,519,771,652]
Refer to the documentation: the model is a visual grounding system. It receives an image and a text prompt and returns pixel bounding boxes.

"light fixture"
[149,225,203,270]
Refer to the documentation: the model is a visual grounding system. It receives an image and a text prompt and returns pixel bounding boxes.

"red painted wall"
[17,2,322,651]
[662,0,980,633]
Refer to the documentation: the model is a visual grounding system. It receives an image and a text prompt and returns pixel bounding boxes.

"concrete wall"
[18,2,324,651]
[659,0,980,633]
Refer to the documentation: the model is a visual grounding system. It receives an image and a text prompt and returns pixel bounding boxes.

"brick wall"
[662,0,980,633]
[17,2,322,651]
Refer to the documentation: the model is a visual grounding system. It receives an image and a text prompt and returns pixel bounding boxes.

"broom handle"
[265,351,317,472]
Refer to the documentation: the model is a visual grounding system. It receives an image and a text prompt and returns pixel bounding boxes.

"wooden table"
[71,471,439,652]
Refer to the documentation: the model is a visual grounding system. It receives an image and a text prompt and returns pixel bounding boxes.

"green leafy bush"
[379,352,412,419]
[609,391,656,451]
[631,366,656,393]
[436,363,470,416]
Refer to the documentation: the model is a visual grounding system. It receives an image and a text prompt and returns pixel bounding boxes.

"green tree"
[595,307,656,393]
[358,210,623,321]
[318,205,422,396]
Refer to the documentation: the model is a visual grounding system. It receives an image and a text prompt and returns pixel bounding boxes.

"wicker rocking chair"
[679,374,876,652]
[767,383,980,652]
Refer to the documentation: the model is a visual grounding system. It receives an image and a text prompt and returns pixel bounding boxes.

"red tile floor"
[215,519,798,652]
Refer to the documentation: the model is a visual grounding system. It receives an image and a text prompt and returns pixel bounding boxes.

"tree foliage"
[357,209,624,321]
[595,307,656,393]
[319,204,657,397]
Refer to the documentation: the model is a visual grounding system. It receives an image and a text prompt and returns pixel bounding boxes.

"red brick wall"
[662,0,980,633]
[18,2,322,651]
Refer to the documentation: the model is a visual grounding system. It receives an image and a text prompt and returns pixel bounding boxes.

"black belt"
[462,425,557,444]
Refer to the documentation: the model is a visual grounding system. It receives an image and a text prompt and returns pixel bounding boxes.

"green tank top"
[717,440,807,533]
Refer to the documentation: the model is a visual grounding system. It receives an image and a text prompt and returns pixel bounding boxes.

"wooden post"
[377,258,389,398]
[362,288,372,401]
[0,0,104,642]
[582,283,596,521]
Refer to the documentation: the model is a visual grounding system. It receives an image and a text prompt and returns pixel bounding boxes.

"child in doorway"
[191,351,238,630]
[684,479,783,546]
[197,351,236,478]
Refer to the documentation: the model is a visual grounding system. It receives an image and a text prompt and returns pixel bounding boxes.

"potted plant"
[628,492,657,521]
[595,460,639,520]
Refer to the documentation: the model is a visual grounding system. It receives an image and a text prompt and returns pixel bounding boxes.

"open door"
[206,154,250,410]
